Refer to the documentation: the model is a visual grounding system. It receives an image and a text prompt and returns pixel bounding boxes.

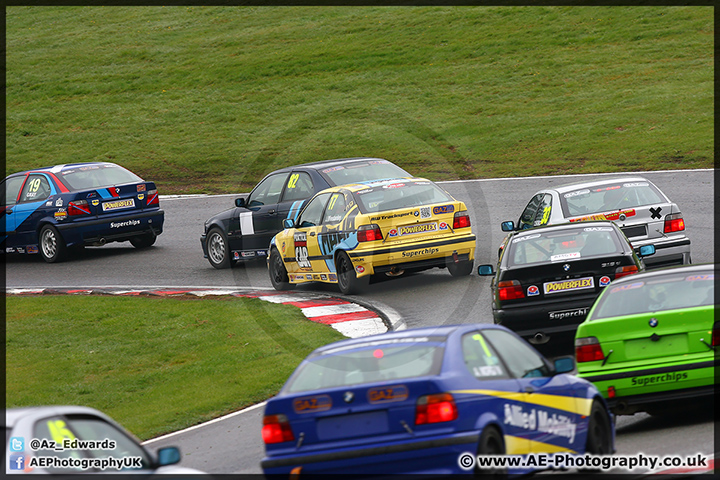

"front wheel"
[206,228,231,269]
[268,248,294,291]
[39,225,67,263]
[130,233,157,249]
[447,258,474,277]
[336,251,368,295]
[585,400,613,455]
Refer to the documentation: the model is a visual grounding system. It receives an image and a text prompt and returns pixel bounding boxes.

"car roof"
[548,176,652,194]
[5,405,108,428]
[511,220,619,237]
[271,157,402,174]
[9,162,119,177]
[608,263,715,285]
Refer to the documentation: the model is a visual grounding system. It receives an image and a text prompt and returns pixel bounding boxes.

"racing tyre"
[206,228,231,269]
[585,400,613,455]
[269,248,294,291]
[336,251,368,295]
[130,233,157,249]
[447,259,474,277]
[39,224,67,263]
[475,426,506,478]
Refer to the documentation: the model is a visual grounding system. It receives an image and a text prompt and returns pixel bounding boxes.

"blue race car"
[261,324,614,476]
[2,162,164,262]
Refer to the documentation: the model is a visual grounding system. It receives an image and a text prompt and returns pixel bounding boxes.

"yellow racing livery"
[268,178,476,294]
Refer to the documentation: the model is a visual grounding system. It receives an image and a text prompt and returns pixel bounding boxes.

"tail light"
[498,280,524,301]
[453,211,471,229]
[575,337,605,363]
[712,322,719,347]
[262,414,294,444]
[663,213,685,233]
[357,224,382,242]
[415,393,458,425]
[68,200,91,216]
[147,189,159,206]
[615,265,639,279]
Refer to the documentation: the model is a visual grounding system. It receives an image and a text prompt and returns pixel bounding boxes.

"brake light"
[614,265,638,279]
[415,393,458,425]
[262,414,294,444]
[575,337,605,363]
[147,189,159,206]
[498,280,524,301]
[663,213,685,233]
[68,200,91,216]
[453,211,471,229]
[357,224,382,242]
[712,322,719,347]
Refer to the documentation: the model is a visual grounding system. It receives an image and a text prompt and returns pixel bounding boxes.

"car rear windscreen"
[60,164,143,191]
[320,160,411,186]
[559,181,666,217]
[353,181,453,214]
[284,342,444,393]
[589,271,714,320]
[508,226,624,267]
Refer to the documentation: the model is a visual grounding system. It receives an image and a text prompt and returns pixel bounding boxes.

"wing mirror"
[283,218,295,229]
[553,356,576,375]
[235,197,247,208]
[477,264,495,276]
[639,245,655,257]
[156,446,181,466]
[501,221,515,232]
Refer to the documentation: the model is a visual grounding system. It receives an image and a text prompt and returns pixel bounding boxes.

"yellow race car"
[268,178,477,294]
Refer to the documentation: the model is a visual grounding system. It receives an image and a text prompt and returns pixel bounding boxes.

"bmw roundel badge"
[619,213,627,221]
[563,264,571,272]
[649,318,658,328]
[343,391,354,403]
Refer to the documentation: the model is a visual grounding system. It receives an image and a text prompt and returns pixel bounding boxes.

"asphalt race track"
[6,169,715,474]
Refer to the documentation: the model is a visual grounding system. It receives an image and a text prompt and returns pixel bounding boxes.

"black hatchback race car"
[478,221,656,356]
[200,157,411,268]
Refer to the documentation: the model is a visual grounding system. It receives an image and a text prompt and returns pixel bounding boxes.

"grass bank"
[6,6,713,194]
[5,294,346,439]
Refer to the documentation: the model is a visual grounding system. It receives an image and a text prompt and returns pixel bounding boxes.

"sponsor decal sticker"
[137,184,146,192]
[388,228,398,237]
[45,201,53,206]
[570,209,636,223]
[397,222,438,236]
[512,233,541,244]
[433,205,455,215]
[306,274,313,280]
[313,274,321,280]
[383,183,406,189]
[27,245,38,254]
[320,274,328,281]
[356,265,365,273]
[55,198,63,207]
[599,276,611,287]
[6,247,16,253]
[527,285,539,296]
[110,219,140,229]
[137,194,145,200]
[503,403,576,444]
[256,250,267,256]
[241,251,256,257]
[544,277,594,295]
[439,222,448,230]
[549,307,589,320]
[91,199,99,206]
[631,371,687,387]
[293,395,332,413]
[17,247,25,254]
[368,385,409,404]
[550,252,580,262]
[610,281,644,293]
[102,198,135,212]
[420,207,431,219]
[401,247,439,259]
[329,274,337,281]
[584,227,613,232]
[233,252,240,260]
[54,211,67,220]
[686,274,713,281]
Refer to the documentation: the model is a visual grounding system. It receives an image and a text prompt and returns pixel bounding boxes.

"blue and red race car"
[261,324,614,476]
[1,162,164,262]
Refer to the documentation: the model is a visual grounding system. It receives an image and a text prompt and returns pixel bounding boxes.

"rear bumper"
[262,431,479,475]
[56,210,164,246]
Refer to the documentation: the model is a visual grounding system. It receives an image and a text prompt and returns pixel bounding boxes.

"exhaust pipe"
[90,238,107,247]
[530,332,548,344]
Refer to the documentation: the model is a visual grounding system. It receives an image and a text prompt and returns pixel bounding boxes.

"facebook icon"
[9,454,25,470]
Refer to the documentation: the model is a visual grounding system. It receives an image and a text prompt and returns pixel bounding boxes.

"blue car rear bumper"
[55,210,164,247]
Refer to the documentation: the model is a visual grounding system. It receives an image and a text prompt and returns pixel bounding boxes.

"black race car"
[478,221,655,356]
[200,157,411,268]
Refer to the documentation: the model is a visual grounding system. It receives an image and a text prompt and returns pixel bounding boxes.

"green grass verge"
[5,294,346,440]
[6,6,713,194]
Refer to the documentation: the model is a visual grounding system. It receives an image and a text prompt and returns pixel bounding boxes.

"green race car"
[574,263,716,415]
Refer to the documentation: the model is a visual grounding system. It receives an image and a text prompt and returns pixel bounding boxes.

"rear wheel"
[475,426,506,478]
[269,248,293,291]
[130,233,156,249]
[206,228,231,269]
[39,225,67,263]
[585,400,613,455]
[447,258,474,277]
[336,251,368,295]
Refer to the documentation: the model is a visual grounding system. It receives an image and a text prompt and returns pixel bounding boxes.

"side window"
[533,194,552,226]
[462,332,509,380]
[19,175,52,203]
[322,193,346,225]
[248,173,289,207]
[64,415,151,467]
[483,329,550,378]
[282,172,314,203]
[518,194,543,230]
[33,416,85,472]
[297,193,331,228]
[2,176,26,206]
